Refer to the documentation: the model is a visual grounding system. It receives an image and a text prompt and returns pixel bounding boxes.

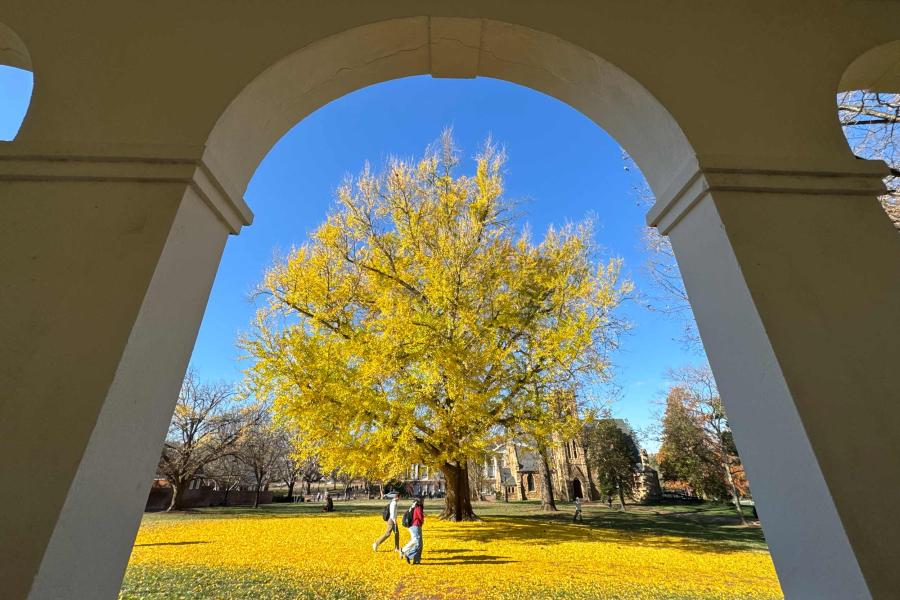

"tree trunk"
[440,461,477,521]
[253,487,261,508]
[617,485,627,512]
[721,448,748,525]
[167,479,189,511]
[305,479,311,494]
[286,480,296,502]
[538,448,557,511]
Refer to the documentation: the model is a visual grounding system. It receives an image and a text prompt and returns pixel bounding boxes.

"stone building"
[478,419,661,504]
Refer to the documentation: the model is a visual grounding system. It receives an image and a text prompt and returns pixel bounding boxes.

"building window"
[527,473,535,492]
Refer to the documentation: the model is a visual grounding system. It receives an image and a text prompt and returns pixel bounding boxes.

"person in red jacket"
[400,497,425,564]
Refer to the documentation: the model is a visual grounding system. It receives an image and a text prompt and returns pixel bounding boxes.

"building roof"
[518,451,541,473]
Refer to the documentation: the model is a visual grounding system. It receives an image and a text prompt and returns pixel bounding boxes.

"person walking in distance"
[573,496,583,523]
[400,497,425,564]
[373,495,399,552]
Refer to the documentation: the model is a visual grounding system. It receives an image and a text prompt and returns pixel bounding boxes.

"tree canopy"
[242,133,629,519]
[584,418,641,510]
[657,367,749,521]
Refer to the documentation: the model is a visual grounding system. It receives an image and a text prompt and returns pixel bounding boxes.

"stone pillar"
[0,144,251,599]
[647,157,900,600]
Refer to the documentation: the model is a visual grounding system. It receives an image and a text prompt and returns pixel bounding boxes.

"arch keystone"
[429,17,482,79]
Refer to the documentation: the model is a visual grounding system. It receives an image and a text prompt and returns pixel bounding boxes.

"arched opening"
[572,478,583,500]
[0,21,33,140]
[194,17,701,526]
[206,17,694,202]
[118,19,764,597]
[837,40,900,229]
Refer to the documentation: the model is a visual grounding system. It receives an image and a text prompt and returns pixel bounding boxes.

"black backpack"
[382,503,391,521]
[401,505,414,528]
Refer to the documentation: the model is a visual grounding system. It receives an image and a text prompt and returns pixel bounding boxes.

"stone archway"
[205,17,694,199]
[2,6,899,600]
[572,479,584,500]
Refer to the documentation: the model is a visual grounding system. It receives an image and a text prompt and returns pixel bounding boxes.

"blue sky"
[1,67,704,449]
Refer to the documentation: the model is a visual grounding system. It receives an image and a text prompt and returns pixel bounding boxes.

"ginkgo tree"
[242,133,629,520]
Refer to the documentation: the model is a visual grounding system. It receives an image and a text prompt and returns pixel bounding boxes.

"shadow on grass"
[143,500,767,554]
[435,511,766,555]
[134,540,209,547]
[424,547,517,565]
[424,554,517,565]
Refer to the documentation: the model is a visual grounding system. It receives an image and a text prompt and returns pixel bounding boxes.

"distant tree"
[157,371,249,511]
[658,387,711,494]
[236,409,290,508]
[658,368,748,524]
[671,366,747,524]
[584,418,640,511]
[271,430,322,501]
[468,455,492,502]
[205,454,248,503]
[275,449,303,501]
[519,388,584,512]
[299,457,323,495]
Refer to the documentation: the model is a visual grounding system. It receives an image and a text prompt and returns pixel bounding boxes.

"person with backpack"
[400,497,425,564]
[372,495,399,552]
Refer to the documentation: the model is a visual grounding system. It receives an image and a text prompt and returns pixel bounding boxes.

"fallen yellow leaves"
[125,510,782,599]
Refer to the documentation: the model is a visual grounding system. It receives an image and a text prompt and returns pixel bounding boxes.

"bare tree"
[622,154,703,351]
[300,457,323,495]
[205,454,249,504]
[236,407,288,508]
[838,91,900,229]
[274,449,303,502]
[271,433,323,500]
[157,371,249,511]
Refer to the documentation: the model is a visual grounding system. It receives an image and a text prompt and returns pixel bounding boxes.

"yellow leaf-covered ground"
[122,501,783,599]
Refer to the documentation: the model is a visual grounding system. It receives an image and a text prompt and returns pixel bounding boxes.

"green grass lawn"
[139,498,767,551]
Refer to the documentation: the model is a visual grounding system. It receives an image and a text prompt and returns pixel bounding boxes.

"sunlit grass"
[121,500,782,599]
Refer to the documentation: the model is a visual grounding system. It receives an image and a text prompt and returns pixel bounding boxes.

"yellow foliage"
[242,133,630,482]
[126,509,782,599]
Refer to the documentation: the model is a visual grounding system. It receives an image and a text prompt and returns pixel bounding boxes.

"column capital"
[647,155,889,235]
[0,142,253,234]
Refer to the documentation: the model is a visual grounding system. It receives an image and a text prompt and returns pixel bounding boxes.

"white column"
[648,156,900,599]
[0,144,251,599]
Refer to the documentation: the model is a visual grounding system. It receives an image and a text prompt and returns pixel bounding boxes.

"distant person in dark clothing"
[322,491,334,512]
